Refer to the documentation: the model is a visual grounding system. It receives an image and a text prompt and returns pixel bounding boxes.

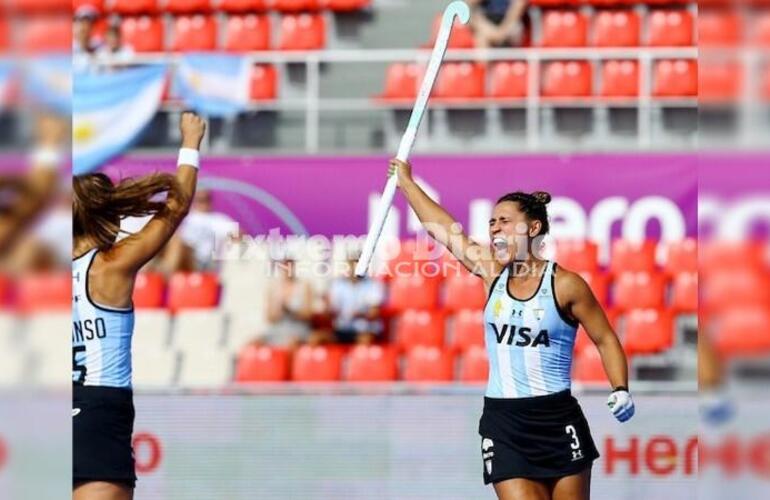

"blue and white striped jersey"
[483,261,578,398]
[72,249,135,388]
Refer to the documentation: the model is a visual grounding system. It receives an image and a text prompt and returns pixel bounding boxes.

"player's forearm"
[596,335,629,389]
[500,0,527,31]
[400,177,458,246]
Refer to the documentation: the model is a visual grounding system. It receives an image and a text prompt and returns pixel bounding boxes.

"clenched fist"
[180,112,206,150]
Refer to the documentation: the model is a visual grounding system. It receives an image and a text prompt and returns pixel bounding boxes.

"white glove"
[607,388,635,423]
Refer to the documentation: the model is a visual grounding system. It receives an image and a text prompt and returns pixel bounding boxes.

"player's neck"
[73,237,98,259]
[509,255,546,280]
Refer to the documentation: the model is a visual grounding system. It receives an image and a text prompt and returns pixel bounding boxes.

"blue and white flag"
[176,54,251,117]
[24,56,72,115]
[0,62,15,110]
[73,65,167,175]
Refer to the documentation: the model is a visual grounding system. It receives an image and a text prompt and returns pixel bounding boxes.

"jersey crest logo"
[533,308,545,321]
[493,298,502,319]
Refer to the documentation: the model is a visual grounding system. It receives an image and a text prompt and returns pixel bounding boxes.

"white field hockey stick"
[355,1,471,277]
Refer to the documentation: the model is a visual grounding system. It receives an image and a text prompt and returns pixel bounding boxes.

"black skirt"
[479,390,599,484]
[73,385,137,488]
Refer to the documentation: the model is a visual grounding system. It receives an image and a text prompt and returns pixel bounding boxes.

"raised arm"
[390,159,499,284]
[107,112,206,274]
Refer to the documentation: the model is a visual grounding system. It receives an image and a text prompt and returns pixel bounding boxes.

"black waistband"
[73,385,133,402]
[484,389,573,410]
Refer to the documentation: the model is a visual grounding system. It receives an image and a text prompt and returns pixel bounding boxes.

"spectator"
[468,0,528,48]
[96,16,135,66]
[179,189,240,271]
[264,259,318,348]
[73,5,100,72]
[327,258,385,345]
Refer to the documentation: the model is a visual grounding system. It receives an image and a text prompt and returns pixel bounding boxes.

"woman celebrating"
[72,112,206,500]
[388,159,634,500]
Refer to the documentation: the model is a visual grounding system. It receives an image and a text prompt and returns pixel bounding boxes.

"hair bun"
[531,191,552,205]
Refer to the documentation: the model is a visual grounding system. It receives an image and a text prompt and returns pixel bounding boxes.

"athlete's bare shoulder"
[552,264,592,304]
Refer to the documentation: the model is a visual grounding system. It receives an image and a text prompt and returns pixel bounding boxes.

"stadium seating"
[166,0,212,14]
[542,61,592,97]
[111,0,158,15]
[623,308,673,355]
[757,11,770,46]
[235,345,291,382]
[132,273,166,308]
[218,0,268,12]
[395,309,446,351]
[663,238,697,275]
[699,241,765,273]
[600,60,639,97]
[443,271,486,312]
[167,272,220,311]
[653,59,698,97]
[670,272,697,314]
[16,0,71,12]
[178,351,232,388]
[699,60,742,101]
[556,240,599,273]
[712,307,770,356]
[698,9,742,47]
[489,61,528,99]
[458,345,488,382]
[17,272,70,312]
[132,351,178,388]
[613,271,666,310]
[434,62,486,100]
[250,64,279,100]
[403,346,455,382]
[429,14,475,49]
[171,15,218,52]
[292,345,344,381]
[122,16,165,53]
[702,269,770,312]
[278,13,326,51]
[224,14,272,52]
[648,9,694,46]
[132,310,172,355]
[572,346,608,383]
[327,0,371,12]
[387,274,441,311]
[20,16,71,52]
[171,310,225,356]
[573,327,591,355]
[579,271,610,306]
[274,0,323,12]
[380,63,421,100]
[610,240,657,275]
[448,309,485,353]
[345,344,399,382]
[541,10,588,47]
[594,10,640,47]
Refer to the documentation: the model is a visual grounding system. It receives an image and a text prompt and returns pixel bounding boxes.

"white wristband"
[30,147,63,170]
[177,148,200,169]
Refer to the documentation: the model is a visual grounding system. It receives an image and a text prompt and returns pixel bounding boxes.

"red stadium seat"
[380,63,421,100]
[395,309,446,351]
[541,10,588,47]
[388,274,441,311]
[449,309,485,353]
[17,272,70,312]
[713,308,770,357]
[613,272,666,311]
[623,308,674,355]
[663,238,697,275]
[610,240,657,275]
[381,238,440,278]
[0,274,10,308]
[111,0,157,15]
[0,18,9,52]
[702,270,770,313]
[132,273,166,309]
[443,272,486,312]
[345,344,399,382]
[434,62,486,100]
[459,345,488,382]
[699,241,765,274]
[166,0,211,13]
[572,346,608,383]
[16,0,71,12]
[574,327,592,355]
[21,16,71,52]
[224,14,271,52]
[699,60,742,101]
[167,272,219,311]
[278,13,326,50]
[74,0,104,13]
[756,11,770,47]
[250,64,278,100]
[600,60,639,97]
[542,61,592,97]
[273,0,322,12]
[327,0,371,12]
[556,240,599,273]
[291,345,344,381]
[579,271,610,306]
[235,345,290,382]
[671,271,697,313]
[403,346,455,382]
[489,61,528,98]
[218,0,268,12]
[172,15,217,52]
[594,10,640,47]
[648,10,694,46]
[429,14,475,49]
[698,9,742,47]
[122,16,165,53]
[764,65,770,101]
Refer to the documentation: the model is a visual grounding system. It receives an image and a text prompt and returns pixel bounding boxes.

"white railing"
[96,46,700,153]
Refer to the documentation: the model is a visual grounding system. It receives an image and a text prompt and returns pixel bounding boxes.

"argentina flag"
[73,65,167,175]
[176,54,251,117]
[0,62,15,110]
[24,56,72,115]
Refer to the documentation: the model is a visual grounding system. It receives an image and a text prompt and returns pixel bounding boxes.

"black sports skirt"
[478,389,599,484]
[73,385,137,488]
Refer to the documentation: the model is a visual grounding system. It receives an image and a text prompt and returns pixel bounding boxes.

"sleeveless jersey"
[72,249,135,388]
[483,261,578,398]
